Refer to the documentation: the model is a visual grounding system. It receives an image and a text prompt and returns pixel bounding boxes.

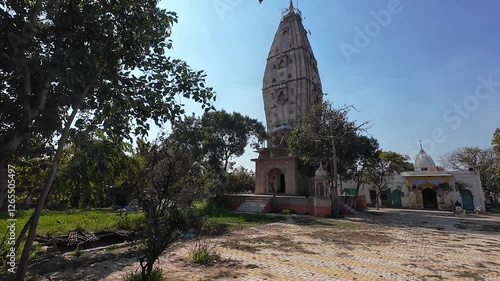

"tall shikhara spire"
[262,1,322,135]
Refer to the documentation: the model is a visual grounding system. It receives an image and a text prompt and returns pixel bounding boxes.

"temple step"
[237,202,268,213]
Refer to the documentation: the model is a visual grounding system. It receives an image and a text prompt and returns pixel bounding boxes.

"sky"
[154,0,500,171]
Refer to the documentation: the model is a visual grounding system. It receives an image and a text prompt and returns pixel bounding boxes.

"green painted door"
[462,190,474,211]
[392,190,402,208]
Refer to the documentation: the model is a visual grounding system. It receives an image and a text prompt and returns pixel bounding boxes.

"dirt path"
[36,209,500,281]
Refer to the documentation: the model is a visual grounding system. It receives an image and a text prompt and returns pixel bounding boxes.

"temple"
[350,145,486,212]
[224,1,486,216]
[253,0,322,197]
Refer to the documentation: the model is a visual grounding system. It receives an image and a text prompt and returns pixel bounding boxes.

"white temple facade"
[344,147,486,211]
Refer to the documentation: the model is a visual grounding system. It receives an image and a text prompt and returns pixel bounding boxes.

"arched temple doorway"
[461,190,474,211]
[422,188,438,209]
[267,168,286,194]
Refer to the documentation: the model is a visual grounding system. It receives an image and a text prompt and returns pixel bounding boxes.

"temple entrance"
[392,190,402,208]
[279,174,286,193]
[267,168,286,194]
[422,188,438,209]
[461,190,474,211]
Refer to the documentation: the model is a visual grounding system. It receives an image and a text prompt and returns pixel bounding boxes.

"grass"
[123,268,166,281]
[0,201,281,239]
[0,209,144,238]
[196,201,286,229]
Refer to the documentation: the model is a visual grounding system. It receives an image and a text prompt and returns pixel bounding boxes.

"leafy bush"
[280,209,293,215]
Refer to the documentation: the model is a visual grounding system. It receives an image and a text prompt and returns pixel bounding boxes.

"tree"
[493,128,500,159]
[226,166,255,194]
[365,151,411,210]
[170,110,265,202]
[56,131,142,208]
[440,146,499,205]
[1,2,215,279]
[287,102,374,216]
[342,135,379,196]
[138,137,204,280]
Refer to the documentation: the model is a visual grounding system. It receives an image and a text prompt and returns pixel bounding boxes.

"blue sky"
[155,0,500,170]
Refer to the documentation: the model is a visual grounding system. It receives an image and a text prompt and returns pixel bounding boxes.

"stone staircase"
[236,197,272,213]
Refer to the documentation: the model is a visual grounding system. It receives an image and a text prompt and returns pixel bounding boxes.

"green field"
[0,209,144,239]
[0,202,284,239]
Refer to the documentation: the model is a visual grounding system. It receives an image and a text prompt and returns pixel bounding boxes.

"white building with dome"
[349,146,486,211]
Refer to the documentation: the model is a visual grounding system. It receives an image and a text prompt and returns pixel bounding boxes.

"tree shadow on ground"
[29,245,140,280]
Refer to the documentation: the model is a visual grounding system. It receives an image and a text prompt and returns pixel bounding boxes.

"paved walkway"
[46,209,500,281]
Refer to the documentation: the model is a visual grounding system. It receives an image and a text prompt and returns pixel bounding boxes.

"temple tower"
[253,1,322,196]
[262,0,323,141]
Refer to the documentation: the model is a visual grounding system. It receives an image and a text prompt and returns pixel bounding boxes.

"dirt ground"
[34,209,500,281]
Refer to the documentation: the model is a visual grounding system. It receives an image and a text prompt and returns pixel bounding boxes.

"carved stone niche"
[272,87,288,106]
[276,54,289,69]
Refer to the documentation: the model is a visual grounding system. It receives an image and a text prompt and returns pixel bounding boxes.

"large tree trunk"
[16,84,91,280]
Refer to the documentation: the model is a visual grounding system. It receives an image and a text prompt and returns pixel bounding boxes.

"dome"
[315,164,328,178]
[414,147,436,171]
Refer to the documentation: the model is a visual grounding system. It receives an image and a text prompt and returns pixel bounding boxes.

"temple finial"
[419,140,423,150]
[289,0,294,14]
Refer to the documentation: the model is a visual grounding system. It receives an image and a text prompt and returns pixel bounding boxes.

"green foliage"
[200,217,229,236]
[138,137,206,279]
[116,210,145,230]
[186,239,220,265]
[365,150,412,209]
[226,166,255,194]
[440,146,499,203]
[170,110,265,199]
[54,131,145,208]
[280,209,293,215]
[493,129,500,158]
[9,156,52,201]
[287,102,378,182]
[123,268,166,281]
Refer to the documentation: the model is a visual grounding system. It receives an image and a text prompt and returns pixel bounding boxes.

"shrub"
[123,268,166,281]
[187,239,220,266]
[280,209,293,215]
[200,218,228,237]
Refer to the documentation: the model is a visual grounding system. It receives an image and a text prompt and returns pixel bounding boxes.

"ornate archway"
[266,168,286,194]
